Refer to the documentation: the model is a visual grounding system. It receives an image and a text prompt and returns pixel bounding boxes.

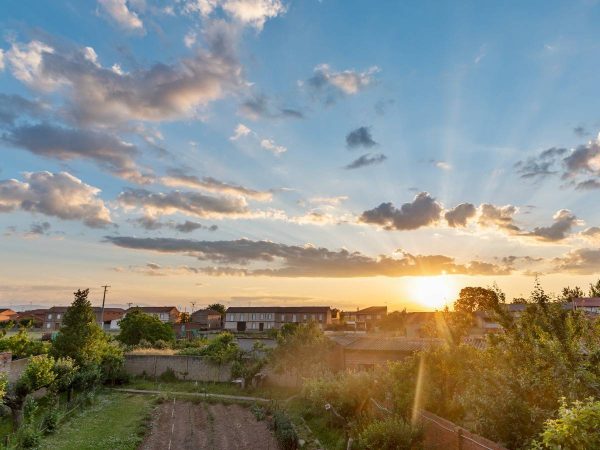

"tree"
[179,312,191,323]
[51,289,110,366]
[207,303,226,316]
[589,279,600,297]
[379,310,407,333]
[117,309,175,346]
[6,355,56,428]
[560,286,584,302]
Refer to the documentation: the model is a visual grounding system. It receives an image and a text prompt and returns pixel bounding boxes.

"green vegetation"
[532,397,600,449]
[356,416,423,450]
[36,392,153,450]
[0,327,49,359]
[117,308,175,346]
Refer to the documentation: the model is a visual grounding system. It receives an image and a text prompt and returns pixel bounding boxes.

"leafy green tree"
[51,289,110,367]
[117,308,175,345]
[533,397,600,449]
[200,332,240,364]
[179,312,191,323]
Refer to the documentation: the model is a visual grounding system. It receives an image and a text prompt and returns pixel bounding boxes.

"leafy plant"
[117,309,175,345]
[356,416,423,450]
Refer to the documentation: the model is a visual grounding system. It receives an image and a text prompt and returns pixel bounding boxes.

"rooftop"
[226,306,330,313]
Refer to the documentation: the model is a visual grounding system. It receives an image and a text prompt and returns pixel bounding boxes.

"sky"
[2,0,600,312]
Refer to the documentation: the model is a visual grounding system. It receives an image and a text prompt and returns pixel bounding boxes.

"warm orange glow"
[408,275,458,310]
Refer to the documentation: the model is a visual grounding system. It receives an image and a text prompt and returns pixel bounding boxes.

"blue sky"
[2,0,600,310]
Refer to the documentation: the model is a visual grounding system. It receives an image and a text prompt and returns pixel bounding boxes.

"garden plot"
[140,399,278,450]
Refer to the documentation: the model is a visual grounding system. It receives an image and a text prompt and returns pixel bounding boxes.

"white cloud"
[5,40,60,91]
[0,49,5,71]
[83,47,100,66]
[435,161,452,171]
[230,123,253,141]
[184,31,197,48]
[98,0,144,32]
[260,138,286,155]
[184,0,285,30]
[0,171,112,228]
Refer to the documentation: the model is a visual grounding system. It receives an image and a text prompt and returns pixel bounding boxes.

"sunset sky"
[2,0,600,311]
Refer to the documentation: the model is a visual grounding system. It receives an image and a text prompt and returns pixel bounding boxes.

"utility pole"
[191,301,196,313]
[100,285,110,329]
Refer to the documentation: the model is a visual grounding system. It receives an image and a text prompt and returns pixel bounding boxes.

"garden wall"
[124,354,231,382]
[419,410,508,450]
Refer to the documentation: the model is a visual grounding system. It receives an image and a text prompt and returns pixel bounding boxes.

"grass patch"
[126,377,298,400]
[37,392,154,450]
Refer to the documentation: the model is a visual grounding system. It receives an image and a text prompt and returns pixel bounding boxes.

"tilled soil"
[139,399,279,450]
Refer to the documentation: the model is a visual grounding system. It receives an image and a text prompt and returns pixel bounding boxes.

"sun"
[408,275,458,310]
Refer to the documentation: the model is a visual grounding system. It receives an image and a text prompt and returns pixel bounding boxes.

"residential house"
[190,309,222,330]
[126,306,180,323]
[572,297,600,314]
[15,309,47,328]
[329,335,442,370]
[0,309,17,323]
[44,307,125,330]
[225,306,332,332]
[342,306,388,330]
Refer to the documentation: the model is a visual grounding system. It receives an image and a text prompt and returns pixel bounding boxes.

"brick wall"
[124,354,231,382]
[419,410,507,450]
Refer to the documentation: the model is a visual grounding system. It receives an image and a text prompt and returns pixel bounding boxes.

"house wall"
[124,354,231,382]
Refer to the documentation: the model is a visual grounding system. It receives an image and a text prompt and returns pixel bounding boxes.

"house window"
[292,314,297,322]
[303,314,307,320]
[319,314,323,321]
[260,313,264,319]
[57,314,61,320]
[252,313,256,320]
[47,314,52,319]
[226,314,232,321]
[46,323,51,329]
[281,314,285,321]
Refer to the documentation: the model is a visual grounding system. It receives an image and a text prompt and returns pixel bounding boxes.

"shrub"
[272,411,298,450]
[42,408,60,434]
[532,397,600,449]
[17,425,42,448]
[154,339,170,350]
[72,364,102,391]
[356,416,423,450]
[159,367,178,382]
[117,309,175,345]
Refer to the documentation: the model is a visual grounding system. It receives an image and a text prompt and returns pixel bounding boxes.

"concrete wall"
[124,354,231,382]
[419,410,507,450]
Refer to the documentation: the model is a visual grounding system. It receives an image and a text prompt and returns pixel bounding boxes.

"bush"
[72,364,102,391]
[154,339,170,350]
[42,408,60,434]
[272,411,298,450]
[532,397,600,449]
[356,416,423,450]
[17,425,42,448]
[303,371,378,424]
[159,367,178,382]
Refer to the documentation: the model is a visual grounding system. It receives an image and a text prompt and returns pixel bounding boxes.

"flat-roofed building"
[225,306,332,332]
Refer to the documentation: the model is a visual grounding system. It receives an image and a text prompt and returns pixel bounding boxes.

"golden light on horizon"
[408,275,458,310]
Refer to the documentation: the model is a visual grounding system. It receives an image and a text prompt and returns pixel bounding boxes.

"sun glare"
[408,275,458,310]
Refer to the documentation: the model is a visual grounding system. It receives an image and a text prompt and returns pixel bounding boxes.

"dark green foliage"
[378,309,407,332]
[17,424,41,448]
[194,332,240,364]
[356,416,423,450]
[272,411,298,450]
[159,368,178,382]
[51,289,111,366]
[41,407,60,434]
[207,303,226,316]
[117,309,175,345]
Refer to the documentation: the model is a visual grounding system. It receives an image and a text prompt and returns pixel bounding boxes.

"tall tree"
[51,289,109,366]
[560,286,584,302]
[207,303,226,316]
[589,279,600,297]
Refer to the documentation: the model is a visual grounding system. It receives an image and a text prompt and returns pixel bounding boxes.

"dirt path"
[139,399,278,450]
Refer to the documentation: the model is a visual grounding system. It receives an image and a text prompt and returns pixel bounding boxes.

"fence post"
[456,427,463,450]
